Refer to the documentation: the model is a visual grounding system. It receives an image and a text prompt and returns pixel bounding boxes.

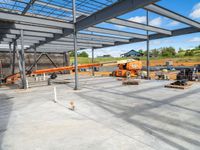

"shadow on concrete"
[0,94,13,149]
[76,86,200,150]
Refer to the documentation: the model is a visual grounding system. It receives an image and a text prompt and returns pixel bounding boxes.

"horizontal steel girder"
[86,27,147,39]
[35,1,87,16]
[0,11,73,29]
[76,0,160,31]
[107,18,172,35]
[0,29,54,37]
[145,4,200,29]
[56,38,114,45]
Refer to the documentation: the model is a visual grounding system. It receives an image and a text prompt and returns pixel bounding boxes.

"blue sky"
[83,0,200,57]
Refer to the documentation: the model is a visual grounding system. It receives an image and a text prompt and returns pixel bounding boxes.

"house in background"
[121,50,144,57]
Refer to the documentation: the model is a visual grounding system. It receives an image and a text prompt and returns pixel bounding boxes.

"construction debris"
[122,79,140,85]
[165,80,192,89]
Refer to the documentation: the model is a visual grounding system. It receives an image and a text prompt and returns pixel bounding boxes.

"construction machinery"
[4,63,102,84]
[112,59,142,78]
[4,59,142,84]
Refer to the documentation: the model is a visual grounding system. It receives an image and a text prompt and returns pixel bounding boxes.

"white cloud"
[128,16,146,23]
[189,2,200,19]
[128,16,163,27]
[189,37,200,42]
[149,17,162,27]
[168,21,180,26]
[114,25,126,29]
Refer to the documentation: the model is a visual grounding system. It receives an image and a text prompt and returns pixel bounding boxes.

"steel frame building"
[0,0,200,89]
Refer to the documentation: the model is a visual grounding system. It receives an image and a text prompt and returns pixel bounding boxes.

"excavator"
[4,59,142,84]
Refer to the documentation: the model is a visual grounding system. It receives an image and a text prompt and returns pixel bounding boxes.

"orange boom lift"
[112,59,142,77]
[5,63,102,84]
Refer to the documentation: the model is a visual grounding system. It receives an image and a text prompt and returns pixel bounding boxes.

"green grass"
[70,57,126,64]
[70,56,200,64]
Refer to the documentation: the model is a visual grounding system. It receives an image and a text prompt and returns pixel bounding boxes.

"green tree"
[195,45,200,50]
[69,51,75,57]
[178,48,185,53]
[151,48,160,57]
[184,50,194,56]
[161,47,176,57]
[138,49,144,54]
[78,51,89,57]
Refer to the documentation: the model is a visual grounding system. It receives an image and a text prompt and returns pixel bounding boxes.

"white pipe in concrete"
[54,86,57,103]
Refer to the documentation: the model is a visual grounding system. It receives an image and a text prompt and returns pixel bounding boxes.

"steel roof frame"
[0,0,199,53]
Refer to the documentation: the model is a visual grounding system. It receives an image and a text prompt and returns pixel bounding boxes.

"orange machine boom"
[5,63,102,84]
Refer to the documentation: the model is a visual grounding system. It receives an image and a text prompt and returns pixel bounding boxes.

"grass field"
[70,56,200,66]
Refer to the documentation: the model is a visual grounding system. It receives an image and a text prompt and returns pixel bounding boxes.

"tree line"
[139,45,200,57]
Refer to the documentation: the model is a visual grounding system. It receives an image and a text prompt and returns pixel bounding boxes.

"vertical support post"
[20,29,27,89]
[16,42,23,85]
[63,52,66,67]
[9,43,13,74]
[63,52,70,74]
[146,10,150,80]
[12,41,16,75]
[73,0,78,90]
[92,48,95,76]
[34,46,37,71]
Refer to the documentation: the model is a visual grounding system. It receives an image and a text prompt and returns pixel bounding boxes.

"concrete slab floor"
[0,76,200,150]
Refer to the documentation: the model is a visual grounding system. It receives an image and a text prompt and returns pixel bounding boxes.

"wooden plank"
[165,82,192,89]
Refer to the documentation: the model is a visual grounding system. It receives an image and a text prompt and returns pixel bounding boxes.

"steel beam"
[20,29,27,89]
[73,0,78,90]
[76,0,159,31]
[146,10,150,79]
[0,29,54,37]
[43,42,102,47]
[22,0,37,14]
[5,34,16,39]
[102,27,200,48]
[35,1,87,16]
[57,38,115,45]
[9,43,12,74]
[51,40,114,46]
[92,48,94,76]
[76,33,129,42]
[16,42,24,84]
[3,35,46,41]
[86,27,147,39]
[34,46,37,71]
[145,4,200,29]
[26,0,158,51]
[107,18,172,35]
[0,11,73,28]
[12,41,16,75]
[13,23,63,34]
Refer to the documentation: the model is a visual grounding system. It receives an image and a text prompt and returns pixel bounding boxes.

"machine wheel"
[126,71,131,79]
[112,71,116,77]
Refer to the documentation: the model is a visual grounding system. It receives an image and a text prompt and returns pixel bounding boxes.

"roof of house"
[123,50,142,55]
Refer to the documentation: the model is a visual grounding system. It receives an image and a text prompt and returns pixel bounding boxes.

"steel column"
[16,43,24,86]
[12,41,16,75]
[34,46,37,71]
[9,43,12,74]
[73,0,78,90]
[92,48,94,76]
[20,29,27,89]
[63,52,70,74]
[146,10,150,79]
